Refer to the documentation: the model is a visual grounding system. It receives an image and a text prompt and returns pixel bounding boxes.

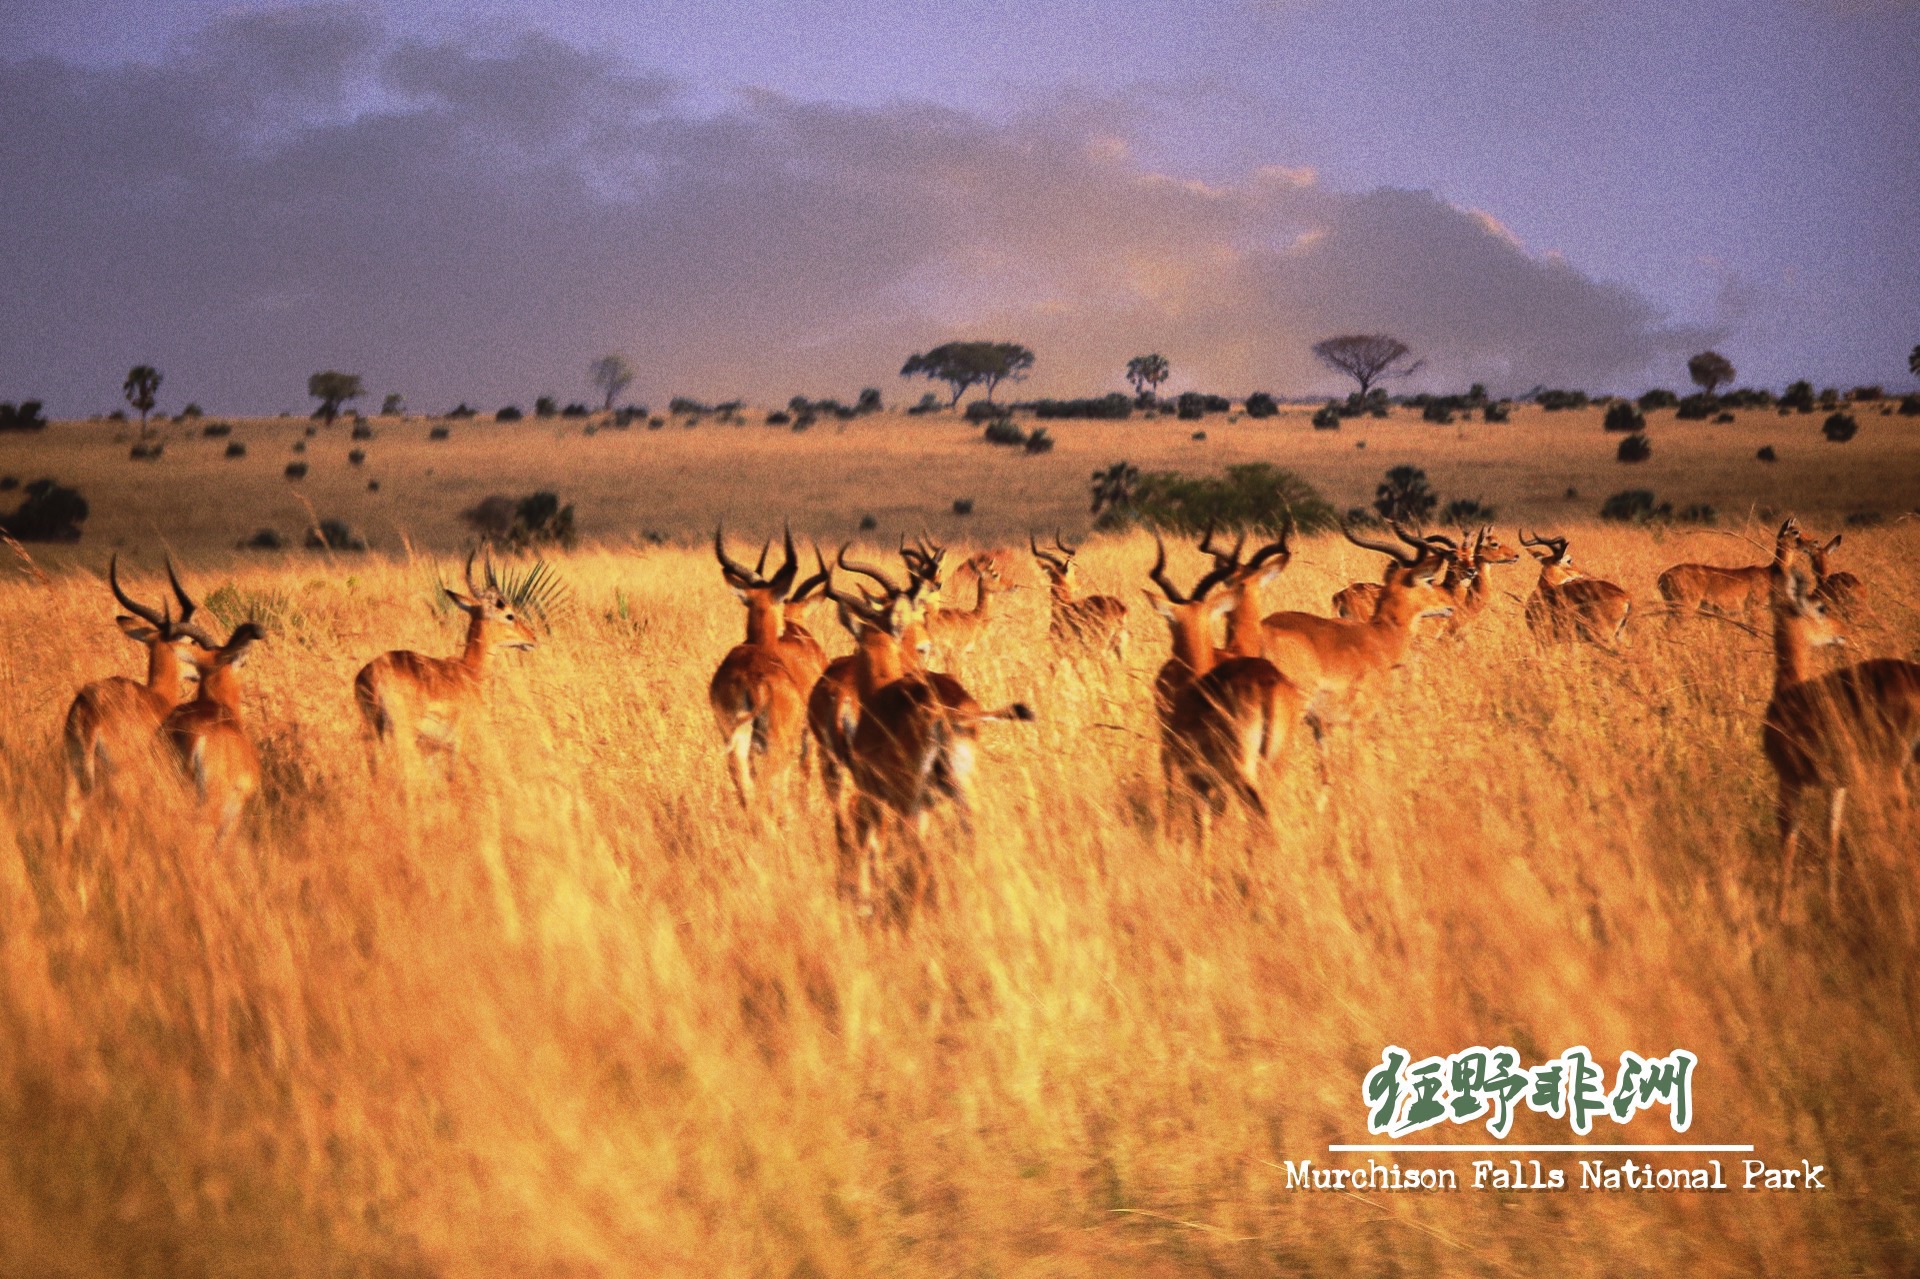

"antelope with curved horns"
[819,547,1034,915]
[1520,531,1632,647]
[1261,523,1457,765]
[62,555,218,829]
[1761,545,1920,917]
[353,550,539,758]
[1656,517,1799,620]
[704,525,832,808]
[1146,534,1302,835]
[158,568,266,836]
[1797,527,1865,618]
[1330,523,1466,622]
[1442,526,1522,638]
[1031,532,1128,653]
[925,552,1007,660]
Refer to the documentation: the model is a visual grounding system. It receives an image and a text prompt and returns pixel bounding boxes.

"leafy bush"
[1847,386,1883,402]
[952,498,974,515]
[1096,463,1335,536]
[1421,401,1455,425]
[1780,381,1815,413]
[351,422,374,440]
[1374,465,1437,523]
[1243,392,1279,418]
[1603,402,1645,433]
[766,411,791,425]
[1821,412,1858,442]
[857,388,883,415]
[447,403,477,419]
[462,491,577,548]
[225,442,247,458]
[1757,445,1777,462]
[428,426,450,441]
[1026,394,1132,420]
[982,419,1026,446]
[1024,428,1055,454]
[496,406,523,422]
[1637,389,1678,411]
[965,400,1006,424]
[1090,462,1140,515]
[0,478,88,541]
[1311,405,1342,430]
[0,401,48,432]
[348,449,366,466]
[180,403,203,418]
[1535,389,1589,411]
[129,441,163,461]
[561,403,591,418]
[284,462,308,480]
[535,396,559,419]
[1898,394,1920,417]
[1720,388,1775,408]
[1482,401,1510,423]
[201,421,232,438]
[305,519,366,551]
[670,397,709,417]
[1616,433,1652,463]
[1599,489,1670,523]
[239,528,286,551]
[1677,503,1717,525]
[1714,412,1735,424]
[1442,498,1497,524]
[1675,394,1717,421]
[906,393,943,416]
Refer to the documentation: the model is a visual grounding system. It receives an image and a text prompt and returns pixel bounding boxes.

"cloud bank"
[0,6,1712,414]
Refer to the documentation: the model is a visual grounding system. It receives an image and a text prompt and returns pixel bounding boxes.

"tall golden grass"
[2,522,1916,1276]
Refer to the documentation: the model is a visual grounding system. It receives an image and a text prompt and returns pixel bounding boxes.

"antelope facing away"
[706,528,831,808]
[1030,532,1128,653]
[1261,524,1456,758]
[62,556,214,829]
[1146,534,1301,834]
[354,552,538,756]
[1761,550,1919,917]
[1521,532,1632,647]
[1656,517,1799,620]
[1798,528,1864,617]
[159,573,266,836]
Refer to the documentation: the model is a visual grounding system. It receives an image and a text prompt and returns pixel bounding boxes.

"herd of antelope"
[55,515,1917,919]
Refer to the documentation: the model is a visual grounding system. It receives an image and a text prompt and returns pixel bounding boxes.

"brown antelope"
[160,580,266,837]
[925,553,1006,659]
[820,551,1034,914]
[1657,518,1799,619]
[1798,529,1865,617]
[354,551,538,757]
[1030,532,1128,652]
[1329,524,1472,623]
[703,527,833,808]
[1761,552,1920,916]
[1521,532,1633,647]
[1443,527,1521,637]
[1146,535,1301,832]
[1261,525,1456,749]
[62,556,215,827]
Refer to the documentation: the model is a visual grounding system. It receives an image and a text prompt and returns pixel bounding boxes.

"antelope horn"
[1148,533,1189,604]
[1242,516,1294,573]
[837,545,902,596]
[767,525,800,597]
[464,549,482,595]
[108,555,167,628]
[164,556,198,626]
[1342,521,1421,567]
[1029,532,1066,571]
[1054,530,1079,558]
[789,544,832,603]
[713,524,762,587]
[753,537,772,577]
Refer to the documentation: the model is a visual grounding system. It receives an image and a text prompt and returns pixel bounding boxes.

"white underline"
[1328,1144,1754,1153]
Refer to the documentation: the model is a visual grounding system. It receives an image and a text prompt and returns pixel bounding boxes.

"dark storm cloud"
[0,8,1710,414]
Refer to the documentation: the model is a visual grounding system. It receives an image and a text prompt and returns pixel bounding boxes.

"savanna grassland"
[1,404,1918,1277]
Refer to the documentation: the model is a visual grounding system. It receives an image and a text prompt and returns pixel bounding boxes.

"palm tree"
[123,365,162,435]
[1126,354,1170,399]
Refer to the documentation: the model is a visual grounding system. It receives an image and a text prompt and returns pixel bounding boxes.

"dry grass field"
[1,406,1918,1276]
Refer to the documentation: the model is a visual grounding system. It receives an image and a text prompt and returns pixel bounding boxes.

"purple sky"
[1,0,1915,415]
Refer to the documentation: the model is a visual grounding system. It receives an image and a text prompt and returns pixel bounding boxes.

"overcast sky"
[1,0,1915,415]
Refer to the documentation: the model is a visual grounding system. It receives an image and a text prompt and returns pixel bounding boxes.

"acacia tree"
[901,342,1036,406]
[1125,354,1170,398]
[590,354,635,411]
[123,365,162,434]
[1687,350,1736,396]
[308,371,362,425]
[1311,335,1421,397]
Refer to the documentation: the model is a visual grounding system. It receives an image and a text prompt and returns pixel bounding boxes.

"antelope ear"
[444,588,479,610]
[1208,593,1239,623]
[115,615,160,642]
[1825,534,1842,552]
[1254,562,1285,588]
[1142,589,1177,620]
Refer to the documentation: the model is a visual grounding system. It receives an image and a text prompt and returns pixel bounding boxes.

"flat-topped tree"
[1311,335,1421,398]
[901,342,1035,407]
[308,371,362,426]
[123,365,161,435]
[1688,351,1735,397]
[1126,354,1170,398]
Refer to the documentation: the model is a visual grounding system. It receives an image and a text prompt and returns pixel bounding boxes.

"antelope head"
[448,549,539,652]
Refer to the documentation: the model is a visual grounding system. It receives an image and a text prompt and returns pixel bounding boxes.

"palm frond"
[483,555,574,631]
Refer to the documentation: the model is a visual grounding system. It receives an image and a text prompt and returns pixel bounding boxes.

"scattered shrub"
[1720,388,1775,409]
[983,418,1026,446]
[1847,386,1883,402]
[1757,445,1777,462]
[952,498,975,516]
[291,440,306,454]
[1535,389,1589,411]
[858,514,878,530]
[305,519,366,551]
[1095,463,1334,536]
[1374,465,1437,524]
[496,406,523,422]
[128,441,163,461]
[1821,412,1858,442]
[348,448,366,466]
[1846,510,1884,527]
[1442,498,1496,525]
[201,421,232,437]
[965,400,1005,424]
[1421,402,1455,425]
[1714,412,1735,423]
[1311,405,1342,430]
[561,403,592,419]
[856,388,883,415]
[180,403,203,418]
[1599,489,1670,523]
[367,480,380,492]
[1023,428,1055,454]
[0,479,88,541]
[351,423,373,440]
[1637,389,1679,411]
[1780,381,1816,413]
[1675,394,1717,421]
[766,411,791,425]
[284,462,308,479]
[0,401,49,432]
[1190,431,1207,441]
[1677,503,1717,525]
[1482,401,1511,423]
[1243,392,1279,419]
[535,396,559,419]
[1899,394,1920,417]
[428,426,450,441]
[446,403,477,419]
[906,393,943,416]
[462,491,577,548]
[239,528,286,550]
[1617,433,1652,463]
[670,397,709,417]
[1603,402,1645,433]
[225,442,247,458]
[1025,394,1132,420]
